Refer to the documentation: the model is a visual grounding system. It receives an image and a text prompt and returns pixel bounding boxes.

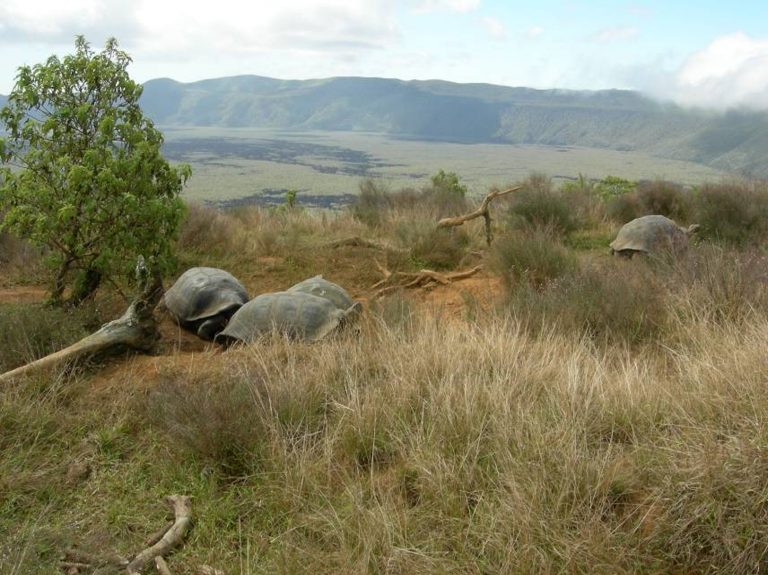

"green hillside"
[138,75,768,178]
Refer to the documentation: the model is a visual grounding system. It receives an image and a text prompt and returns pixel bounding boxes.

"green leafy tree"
[0,37,190,304]
[430,169,467,198]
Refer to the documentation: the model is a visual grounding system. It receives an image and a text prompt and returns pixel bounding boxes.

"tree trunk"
[0,258,163,384]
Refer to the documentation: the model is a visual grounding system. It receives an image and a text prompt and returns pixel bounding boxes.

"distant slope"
[3,76,767,177]
[139,76,768,177]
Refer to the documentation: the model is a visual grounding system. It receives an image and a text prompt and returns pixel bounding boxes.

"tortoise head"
[686,224,701,235]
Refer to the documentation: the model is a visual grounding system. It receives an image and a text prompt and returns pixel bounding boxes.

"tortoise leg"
[197,316,229,341]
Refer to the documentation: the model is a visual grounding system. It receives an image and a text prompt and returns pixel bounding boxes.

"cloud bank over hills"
[1,0,766,110]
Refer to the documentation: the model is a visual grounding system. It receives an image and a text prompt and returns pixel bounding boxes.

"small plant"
[507,262,666,344]
[351,179,392,227]
[285,189,298,209]
[491,229,577,290]
[607,179,692,224]
[506,173,580,235]
[146,376,269,477]
[693,181,768,247]
[594,176,636,201]
[409,227,469,270]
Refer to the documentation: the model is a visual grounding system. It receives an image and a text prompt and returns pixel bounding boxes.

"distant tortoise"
[610,215,700,258]
[163,267,249,340]
[286,275,354,310]
[215,291,363,346]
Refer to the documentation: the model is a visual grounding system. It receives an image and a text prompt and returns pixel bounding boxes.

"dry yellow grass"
[1,195,768,573]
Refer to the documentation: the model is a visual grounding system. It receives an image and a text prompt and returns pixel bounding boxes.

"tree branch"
[436,186,522,245]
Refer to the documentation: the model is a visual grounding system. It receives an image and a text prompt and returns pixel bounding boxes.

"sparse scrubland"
[1,175,768,574]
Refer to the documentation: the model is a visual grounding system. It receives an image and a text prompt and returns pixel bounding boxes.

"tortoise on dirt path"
[286,275,354,310]
[215,291,362,346]
[610,215,700,258]
[163,267,249,340]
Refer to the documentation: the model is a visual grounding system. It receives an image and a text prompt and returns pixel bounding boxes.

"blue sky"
[1,0,767,108]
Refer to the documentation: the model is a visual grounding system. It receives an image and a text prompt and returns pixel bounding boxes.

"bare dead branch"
[372,265,483,298]
[127,495,192,574]
[436,186,522,245]
[145,521,174,548]
[155,556,172,575]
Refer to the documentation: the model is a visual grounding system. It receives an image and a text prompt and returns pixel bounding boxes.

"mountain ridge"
[2,76,767,177]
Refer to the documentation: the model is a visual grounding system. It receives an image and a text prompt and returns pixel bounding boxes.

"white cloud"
[414,0,480,14]
[481,17,506,41]
[669,32,768,109]
[590,26,638,43]
[0,0,102,36]
[527,26,544,39]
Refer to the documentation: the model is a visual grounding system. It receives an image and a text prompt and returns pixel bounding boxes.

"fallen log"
[0,257,163,384]
[436,186,522,245]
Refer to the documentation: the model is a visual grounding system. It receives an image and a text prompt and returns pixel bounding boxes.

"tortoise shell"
[163,267,249,340]
[286,275,354,310]
[216,291,362,345]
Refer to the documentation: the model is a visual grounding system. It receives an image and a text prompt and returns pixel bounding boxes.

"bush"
[0,37,190,304]
[146,376,269,477]
[176,203,238,256]
[507,262,667,344]
[491,229,577,290]
[351,179,392,228]
[399,225,470,270]
[607,180,692,224]
[594,175,636,201]
[507,173,579,234]
[693,181,768,247]
[665,246,768,323]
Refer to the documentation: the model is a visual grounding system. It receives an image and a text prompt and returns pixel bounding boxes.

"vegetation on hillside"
[137,75,768,178]
[1,171,767,573]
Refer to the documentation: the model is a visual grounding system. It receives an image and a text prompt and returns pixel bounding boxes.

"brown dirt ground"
[0,244,504,390]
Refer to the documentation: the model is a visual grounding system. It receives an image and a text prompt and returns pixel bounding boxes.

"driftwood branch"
[0,258,163,384]
[437,186,522,245]
[155,556,172,575]
[61,495,192,575]
[127,495,193,574]
[372,265,483,298]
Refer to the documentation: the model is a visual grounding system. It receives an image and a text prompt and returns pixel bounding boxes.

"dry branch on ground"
[371,263,483,298]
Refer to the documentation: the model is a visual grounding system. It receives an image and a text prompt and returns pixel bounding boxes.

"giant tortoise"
[610,215,700,258]
[163,267,249,340]
[286,275,354,310]
[215,291,362,346]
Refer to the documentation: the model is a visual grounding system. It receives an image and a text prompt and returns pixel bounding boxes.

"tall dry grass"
[127,303,768,573]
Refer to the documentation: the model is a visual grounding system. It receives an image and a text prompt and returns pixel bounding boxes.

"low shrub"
[491,229,577,290]
[507,262,667,344]
[506,173,580,234]
[176,202,239,255]
[693,181,768,247]
[351,179,392,228]
[395,221,470,270]
[665,246,768,323]
[607,179,692,224]
[146,376,269,477]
